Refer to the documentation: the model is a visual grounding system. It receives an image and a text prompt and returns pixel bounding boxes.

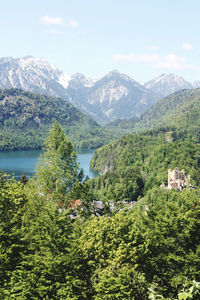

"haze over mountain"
[0,56,158,123]
[1,56,200,124]
[0,89,114,151]
[67,70,159,123]
[138,88,200,131]
[108,88,200,138]
[144,73,195,97]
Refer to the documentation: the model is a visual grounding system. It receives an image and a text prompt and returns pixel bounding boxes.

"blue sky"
[1,0,200,82]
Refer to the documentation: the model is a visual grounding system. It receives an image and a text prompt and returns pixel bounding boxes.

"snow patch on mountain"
[144,73,193,97]
[57,73,71,89]
[192,81,200,88]
[0,55,164,123]
[0,56,71,98]
[68,73,96,89]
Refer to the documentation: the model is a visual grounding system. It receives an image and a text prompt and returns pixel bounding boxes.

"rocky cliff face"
[0,56,70,99]
[5,56,199,123]
[67,70,159,123]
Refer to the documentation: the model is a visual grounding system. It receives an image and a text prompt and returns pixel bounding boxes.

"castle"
[167,168,189,191]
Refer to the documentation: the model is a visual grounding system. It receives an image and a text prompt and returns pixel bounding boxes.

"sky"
[1,0,200,82]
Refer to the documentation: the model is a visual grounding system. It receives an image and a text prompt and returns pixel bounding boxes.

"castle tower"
[168,168,187,191]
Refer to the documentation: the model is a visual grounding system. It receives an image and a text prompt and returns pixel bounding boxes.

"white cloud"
[44,29,63,35]
[40,16,63,26]
[148,45,159,51]
[68,19,79,28]
[181,42,193,51]
[112,53,199,71]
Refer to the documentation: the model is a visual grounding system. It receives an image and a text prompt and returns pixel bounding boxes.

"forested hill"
[137,88,200,131]
[105,88,200,137]
[1,122,200,298]
[90,130,200,202]
[0,89,114,150]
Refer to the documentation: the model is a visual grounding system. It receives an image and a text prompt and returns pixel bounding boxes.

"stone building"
[168,168,189,191]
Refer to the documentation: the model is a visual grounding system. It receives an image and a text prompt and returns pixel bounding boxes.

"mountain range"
[107,88,200,141]
[0,56,200,123]
[138,88,200,132]
[0,89,114,151]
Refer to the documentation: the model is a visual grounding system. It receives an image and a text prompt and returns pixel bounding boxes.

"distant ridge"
[144,73,194,97]
[0,56,200,123]
[0,88,113,151]
[0,56,158,123]
[138,88,200,130]
[105,88,200,139]
[67,69,159,123]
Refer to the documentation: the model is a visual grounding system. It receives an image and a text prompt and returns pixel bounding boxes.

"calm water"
[0,150,98,179]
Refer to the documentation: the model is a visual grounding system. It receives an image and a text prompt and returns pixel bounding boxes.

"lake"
[0,150,98,179]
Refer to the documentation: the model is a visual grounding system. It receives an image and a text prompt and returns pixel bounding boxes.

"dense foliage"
[0,88,115,151]
[90,130,200,203]
[1,172,200,298]
[0,173,27,298]
[138,88,200,131]
[1,115,200,298]
[77,187,200,299]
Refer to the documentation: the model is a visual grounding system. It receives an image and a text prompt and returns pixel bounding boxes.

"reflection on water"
[0,149,97,179]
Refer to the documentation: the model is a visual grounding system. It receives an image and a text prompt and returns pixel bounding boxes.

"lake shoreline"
[0,149,98,179]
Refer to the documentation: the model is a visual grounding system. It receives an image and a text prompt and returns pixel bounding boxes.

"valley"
[1,56,200,125]
[0,56,200,299]
[1,1,200,298]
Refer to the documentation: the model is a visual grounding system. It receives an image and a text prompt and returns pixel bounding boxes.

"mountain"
[144,73,193,97]
[104,88,200,142]
[90,89,200,192]
[67,70,159,123]
[137,88,200,132]
[192,80,200,88]
[68,72,96,89]
[0,56,159,124]
[0,56,70,99]
[2,56,199,125]
[0,89,114,151]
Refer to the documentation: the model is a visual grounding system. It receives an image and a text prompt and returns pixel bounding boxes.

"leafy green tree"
[149,280,200,299]
[77,187,200,299]
[33,121,84,204]
[0,173,27,297]
[8,194,87,299]
[6,123,90,299]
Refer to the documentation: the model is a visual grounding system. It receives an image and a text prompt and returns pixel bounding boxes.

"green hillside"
[105,88,200,140]
[137,88,200,131]
[1,123,200,298]
[0,89,115,151]
[90,130,200,202]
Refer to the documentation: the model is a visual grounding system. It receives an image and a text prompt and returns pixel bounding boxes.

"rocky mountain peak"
[3,55,199,124]
[105,70,134,81]
[0,56,70,98]
[69,72,95,89]
[144,73,193,97]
